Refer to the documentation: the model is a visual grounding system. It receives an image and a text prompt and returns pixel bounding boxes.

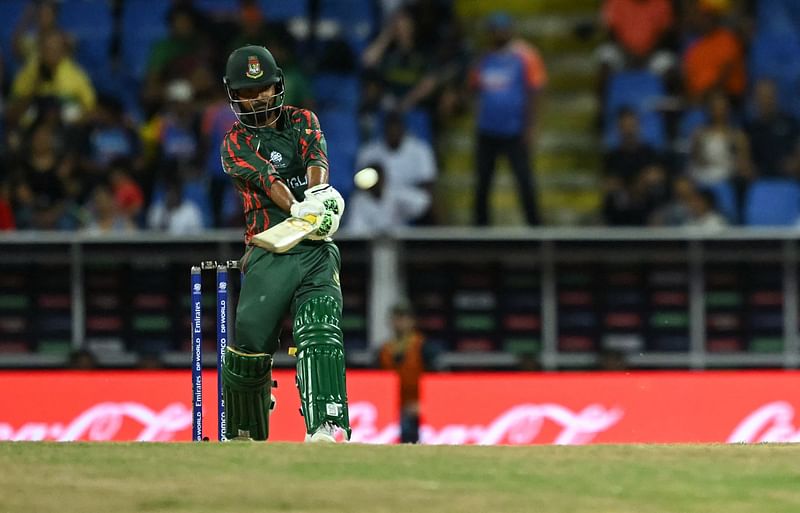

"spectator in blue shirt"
[470,12,547,225]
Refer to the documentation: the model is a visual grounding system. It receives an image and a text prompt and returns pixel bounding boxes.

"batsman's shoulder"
[287,105,322,132]
[220,123,252,153]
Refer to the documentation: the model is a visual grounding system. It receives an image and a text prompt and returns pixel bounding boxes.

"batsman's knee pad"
[222,346,273,441]
[294,296,351,439]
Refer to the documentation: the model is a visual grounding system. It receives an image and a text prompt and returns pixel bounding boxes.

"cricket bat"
[250,215,317,253]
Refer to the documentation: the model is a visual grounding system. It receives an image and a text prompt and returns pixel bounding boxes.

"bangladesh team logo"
[246,56,263,79]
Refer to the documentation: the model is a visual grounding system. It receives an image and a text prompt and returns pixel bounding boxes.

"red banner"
[421,371,800,444]
[2,370,799,443]
[0,370,398,442]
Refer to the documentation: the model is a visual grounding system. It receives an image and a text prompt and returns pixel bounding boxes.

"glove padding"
[307,209,340,240]
[290,197,325,221]
[289,196,340,241]
[305,184,345,217]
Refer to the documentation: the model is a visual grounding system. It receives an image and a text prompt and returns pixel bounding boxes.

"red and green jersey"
[220,106,328,247]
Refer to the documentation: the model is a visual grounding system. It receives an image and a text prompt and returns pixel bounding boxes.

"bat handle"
[302,214,317,223]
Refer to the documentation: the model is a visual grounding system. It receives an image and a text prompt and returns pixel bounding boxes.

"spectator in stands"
[11,123,78,230]
[146,178,204,234]
[362,7,429,110]
[78,95,142,197]
[142,4,211,115]
[684,187,728,229]
[605,107,661,184]
[745,79,799,178]
[649,175,697,226]
[682,0,747,103]
[81,183,137,234]
[596,0,677,75]
[11,0,71,64]
[0,180,15,230]
[108,159,145,224]
[345,163,429,235]
[470,12,546,226]
[355,111,437,224]
[145,79,202,192]
[9,30,96,126]
[687,91,752,188]
[379,300,437,443]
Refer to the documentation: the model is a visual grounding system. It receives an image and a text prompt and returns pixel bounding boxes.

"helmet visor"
[225,74,285,128]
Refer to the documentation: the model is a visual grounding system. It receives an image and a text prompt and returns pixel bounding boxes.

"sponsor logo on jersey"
[246,56,263,79]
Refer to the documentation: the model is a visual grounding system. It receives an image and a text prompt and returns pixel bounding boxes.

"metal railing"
[1,227,799,370]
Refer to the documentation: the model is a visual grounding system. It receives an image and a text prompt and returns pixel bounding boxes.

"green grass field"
[1,442,798,512]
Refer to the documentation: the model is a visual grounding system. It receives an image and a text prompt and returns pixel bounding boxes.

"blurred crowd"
[593,0,800,227]
[0,0,469,232]
[3,0,800,233]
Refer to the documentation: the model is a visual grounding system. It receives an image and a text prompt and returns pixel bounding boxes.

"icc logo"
[193,283,201,292]
[219,281,227,291]
[270,151,283,164]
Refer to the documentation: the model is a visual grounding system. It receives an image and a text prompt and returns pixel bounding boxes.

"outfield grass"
[0,442,798,512]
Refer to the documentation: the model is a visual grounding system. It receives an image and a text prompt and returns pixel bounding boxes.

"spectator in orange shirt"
[596,0,677,74]
[682,0,746,102]
[378,300,438,443]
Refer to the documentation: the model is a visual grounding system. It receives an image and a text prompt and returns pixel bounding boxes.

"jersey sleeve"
[220,128,278,195]
[513,40,547,91]
[294,109,329,170]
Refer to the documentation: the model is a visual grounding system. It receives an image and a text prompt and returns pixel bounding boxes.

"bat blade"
[251,215,317,253]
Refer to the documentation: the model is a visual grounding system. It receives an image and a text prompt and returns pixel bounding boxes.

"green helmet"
[223,45,285,128]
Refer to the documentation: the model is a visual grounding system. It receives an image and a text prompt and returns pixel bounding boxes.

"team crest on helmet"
[246,56,263,79]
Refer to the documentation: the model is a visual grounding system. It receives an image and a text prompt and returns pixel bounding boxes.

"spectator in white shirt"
[345,163,429,235]
[146,179,204,234]
[355,111,437,224]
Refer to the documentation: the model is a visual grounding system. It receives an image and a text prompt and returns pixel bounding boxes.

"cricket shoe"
[304,422,337,443]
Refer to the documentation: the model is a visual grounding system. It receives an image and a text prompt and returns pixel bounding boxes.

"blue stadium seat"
[0,0,30,72]
[319,0,376,57]
[677,108,708,143]
[749,29,800,118]
[258,0,309,21]
[704,180,738,224]
[604,71,667,149]
[312,73,360,111]
[317,108,359,200]
[744,179,800,226]
[60,1,114,86]
[194,0,239,14]
[404,109,433,144]
[121,0,171,78]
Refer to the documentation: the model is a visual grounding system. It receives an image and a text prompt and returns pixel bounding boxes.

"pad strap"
[294,296,351,439]
[222,347,273,440]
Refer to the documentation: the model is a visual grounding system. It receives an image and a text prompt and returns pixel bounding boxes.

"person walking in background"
[470,12,546,226]
[379,300,438,443]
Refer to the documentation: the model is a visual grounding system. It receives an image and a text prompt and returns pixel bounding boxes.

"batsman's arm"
[220,135,280,194]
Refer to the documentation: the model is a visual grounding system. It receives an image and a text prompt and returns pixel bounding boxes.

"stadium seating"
[318,0,376,57]
[743,179,800,226]
[317,108,359,200]
[258,0,309,21]
[312,73,360,111]
[705,180,738,224]
[603,71,667,149]
[121,0,170,79]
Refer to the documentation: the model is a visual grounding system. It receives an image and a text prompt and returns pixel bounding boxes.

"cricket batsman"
[219,45,350,442]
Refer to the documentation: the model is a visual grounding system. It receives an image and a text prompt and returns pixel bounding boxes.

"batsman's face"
[237,84,276,112]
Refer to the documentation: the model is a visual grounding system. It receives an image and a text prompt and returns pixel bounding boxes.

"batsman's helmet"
[223,45,285,128]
